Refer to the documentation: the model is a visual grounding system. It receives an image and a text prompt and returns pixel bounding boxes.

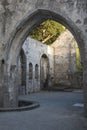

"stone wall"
[18,37,54,94]
[18,31,81,94]
[52,30,77,87]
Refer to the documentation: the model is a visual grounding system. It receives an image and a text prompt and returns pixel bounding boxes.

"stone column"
[83,55,87,117]
[82,35,87,116]
[0,60,5,107]
[25,57,28,94]
[3,65,18,108]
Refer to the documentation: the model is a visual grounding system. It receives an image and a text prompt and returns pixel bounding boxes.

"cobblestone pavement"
[0,91,87,130]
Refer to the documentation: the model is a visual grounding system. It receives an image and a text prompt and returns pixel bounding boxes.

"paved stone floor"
[0,91,87,130]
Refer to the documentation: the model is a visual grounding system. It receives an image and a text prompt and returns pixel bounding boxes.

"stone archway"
[5,9,84,67]
[3,9,86,114]
[40,54,49,89]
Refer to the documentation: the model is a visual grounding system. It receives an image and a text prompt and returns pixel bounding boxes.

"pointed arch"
[35,64,39,80]
[29,63,33,80]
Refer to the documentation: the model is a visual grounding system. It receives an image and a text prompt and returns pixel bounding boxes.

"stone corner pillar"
[83,70,87,117]
[3,65,18,108]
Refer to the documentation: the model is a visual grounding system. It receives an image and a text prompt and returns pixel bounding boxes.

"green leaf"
[30,20,65,45]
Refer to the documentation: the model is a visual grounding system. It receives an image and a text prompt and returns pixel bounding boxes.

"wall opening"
[35,64,39,80]
[18,49,26,95]
[40,54,49,89]
[29,63,33,80]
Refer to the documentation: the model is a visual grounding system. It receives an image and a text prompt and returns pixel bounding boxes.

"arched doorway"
[4,9,86,114]
[40,54,49,89]
[29,63,33,80]
[35,64,39,80]
[18,49,26,95]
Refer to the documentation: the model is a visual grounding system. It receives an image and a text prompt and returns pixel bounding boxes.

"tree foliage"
[30,20,65,45]
[76,44,83,72]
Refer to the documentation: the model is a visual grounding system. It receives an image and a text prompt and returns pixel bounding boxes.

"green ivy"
[76,44,83,72]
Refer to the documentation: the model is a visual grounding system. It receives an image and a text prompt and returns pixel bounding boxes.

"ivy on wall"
[76,44,83,72]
